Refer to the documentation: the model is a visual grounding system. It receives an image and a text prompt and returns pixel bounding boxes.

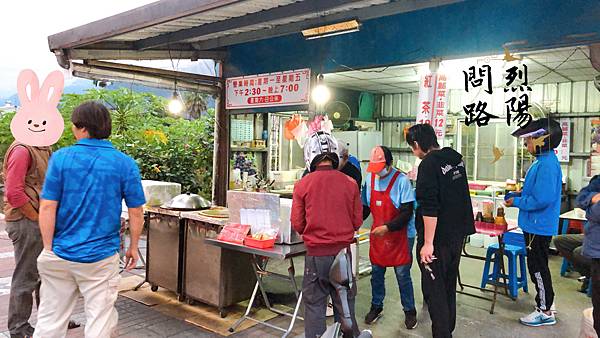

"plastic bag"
[284,114,303,140]
[217,223,251,244]
[249,226,279,241]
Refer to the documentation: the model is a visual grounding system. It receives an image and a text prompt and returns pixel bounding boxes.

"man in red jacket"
[291,132,363,338]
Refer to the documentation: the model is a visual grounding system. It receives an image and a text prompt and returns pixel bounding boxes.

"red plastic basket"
[245,236,276,249]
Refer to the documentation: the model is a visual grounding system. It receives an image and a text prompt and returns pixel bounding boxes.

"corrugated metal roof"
[49,0,463,60]
[46,0,466,87]
[109,0,302,42]
[324,46,596,94]
[107,0,390,43]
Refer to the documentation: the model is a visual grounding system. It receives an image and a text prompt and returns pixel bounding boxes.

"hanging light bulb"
[311,74,330,106]
[168,90,184,115]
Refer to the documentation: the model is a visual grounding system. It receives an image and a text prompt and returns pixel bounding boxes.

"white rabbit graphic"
[10,69,65,147]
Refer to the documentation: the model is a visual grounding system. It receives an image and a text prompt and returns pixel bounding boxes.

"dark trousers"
[591,259,600,335]
[303,254,360,338]
[6,219,43,336]
[524,232,554,311]
[417,239,462,338]
[554,234,591,277]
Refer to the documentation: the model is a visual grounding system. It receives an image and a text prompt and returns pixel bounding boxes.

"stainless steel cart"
[141,207,185,300]
[181,212,256,317]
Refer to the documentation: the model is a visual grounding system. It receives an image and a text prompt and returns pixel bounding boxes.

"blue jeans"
[370,237,416,312]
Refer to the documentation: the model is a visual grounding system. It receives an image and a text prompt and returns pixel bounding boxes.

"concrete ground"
[0,214,591,337]
[248,245,591,338]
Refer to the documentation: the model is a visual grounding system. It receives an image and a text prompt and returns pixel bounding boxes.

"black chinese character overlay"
[505,94,532,128]
[504,64,532,92]
[463,101,498,127]
[463,65,492,94]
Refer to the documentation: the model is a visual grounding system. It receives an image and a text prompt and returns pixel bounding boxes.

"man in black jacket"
[406,124,475,338]
[337,140,362,189]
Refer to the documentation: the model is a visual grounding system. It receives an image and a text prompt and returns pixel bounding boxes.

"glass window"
[460,123,476,180]
[458,120,521,181]
[476,122,516,181]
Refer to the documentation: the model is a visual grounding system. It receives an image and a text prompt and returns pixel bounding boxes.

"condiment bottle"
[475,212,484,222]
[495,207,507,226]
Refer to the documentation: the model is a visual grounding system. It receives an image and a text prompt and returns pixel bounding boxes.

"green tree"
[0,88,214,197]
[182,91,210,120]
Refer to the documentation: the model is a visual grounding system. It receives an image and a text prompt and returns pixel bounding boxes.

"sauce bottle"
[495,207,508,226]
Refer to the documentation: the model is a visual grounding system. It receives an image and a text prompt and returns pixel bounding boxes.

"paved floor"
[0,214,592,337]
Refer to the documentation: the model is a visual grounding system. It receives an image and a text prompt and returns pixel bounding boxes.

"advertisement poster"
[554,118,570,163]
[417,72,448,139]
[590,119,600,176]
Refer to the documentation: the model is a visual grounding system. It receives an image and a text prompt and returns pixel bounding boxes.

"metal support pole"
[212,61,230,206]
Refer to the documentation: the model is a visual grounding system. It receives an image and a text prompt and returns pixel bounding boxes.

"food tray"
[245,236,276,249]
[469,183,488,191]
[198,207,229,219]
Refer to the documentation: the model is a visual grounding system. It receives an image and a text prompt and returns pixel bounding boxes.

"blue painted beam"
[225,0,600,77]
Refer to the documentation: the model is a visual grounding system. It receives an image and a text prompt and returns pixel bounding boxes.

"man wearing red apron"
[362,146,417,330]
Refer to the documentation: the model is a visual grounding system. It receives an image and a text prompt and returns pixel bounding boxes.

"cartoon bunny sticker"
[10,69,65,147]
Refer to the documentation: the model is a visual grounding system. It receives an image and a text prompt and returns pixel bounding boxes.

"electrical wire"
[530,47,579,84]
[332,61,390,73]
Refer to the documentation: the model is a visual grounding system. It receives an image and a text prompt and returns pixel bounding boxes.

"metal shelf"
[570,152,590,158]
[231,147,268,153]
[551,112,600,118]
[378,117,416,122]
[389,147,413,153]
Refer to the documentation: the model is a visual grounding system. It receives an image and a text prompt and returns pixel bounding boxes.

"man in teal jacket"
[506,118,563,327]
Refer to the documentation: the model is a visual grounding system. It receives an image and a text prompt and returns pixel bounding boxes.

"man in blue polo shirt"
[34,101,146,338]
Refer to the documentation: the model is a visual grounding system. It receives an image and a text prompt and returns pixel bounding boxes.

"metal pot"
[161,193,211,211]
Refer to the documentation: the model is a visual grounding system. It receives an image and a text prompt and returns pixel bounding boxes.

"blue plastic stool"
[559,218,574,277]
[480,231,528,298]
[560,258,573,276]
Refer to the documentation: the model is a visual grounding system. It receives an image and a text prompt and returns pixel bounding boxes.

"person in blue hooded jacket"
[505,118,563,327]
[576,175,600,336]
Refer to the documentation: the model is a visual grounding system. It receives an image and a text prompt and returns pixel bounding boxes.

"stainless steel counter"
[145,206,183,217]
[205,239,306,260]
[180,211,228,226]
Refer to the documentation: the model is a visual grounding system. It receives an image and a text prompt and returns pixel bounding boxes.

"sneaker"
[326,302,334,317]
[519,308,556,327]
[580,278,590,293]
[404,310,418,329]
[550,303,557,315]
[358,329,373,338]
[364,306,383,324]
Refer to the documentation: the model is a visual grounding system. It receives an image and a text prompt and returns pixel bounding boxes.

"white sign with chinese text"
[554,118,570,163]
[226,69,310,109]
[417,72,448,139]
